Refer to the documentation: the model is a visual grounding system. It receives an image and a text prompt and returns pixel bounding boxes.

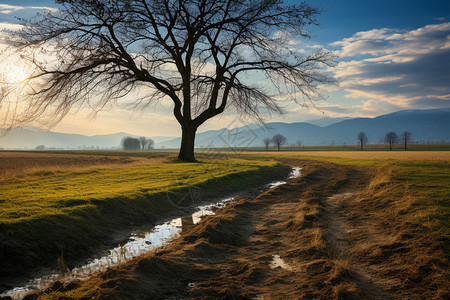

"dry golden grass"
[248,150,450,161]
[0,151,166,178]
[259,151,449,235]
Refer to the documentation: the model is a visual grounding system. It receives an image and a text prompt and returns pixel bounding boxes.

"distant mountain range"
[0,109,449,150]
[157,108,450,148]
[0,129,129,150]
[303,116,353,127]
[0,129,178,150]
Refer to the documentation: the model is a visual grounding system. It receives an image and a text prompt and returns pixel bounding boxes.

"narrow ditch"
[2,167,301,300]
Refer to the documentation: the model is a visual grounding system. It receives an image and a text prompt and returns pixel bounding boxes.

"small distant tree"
[263,138,271,151]
[272,134,287,151]
[296,140,303,147]
[384,131,398,151]
[401,131,412,151]
[35,145,45,150]
[357,132,368,151]
[138,137,155,150]
[139,137,148,150]
[121,136,141,150]
[146,139,155,150]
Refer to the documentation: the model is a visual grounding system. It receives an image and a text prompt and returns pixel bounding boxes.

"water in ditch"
[2,167,301,299]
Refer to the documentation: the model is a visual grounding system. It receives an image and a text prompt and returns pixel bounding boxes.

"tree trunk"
[360,142,363,151]
[178,125,197,162]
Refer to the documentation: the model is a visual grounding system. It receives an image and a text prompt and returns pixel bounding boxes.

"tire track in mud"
[179,161,384,299]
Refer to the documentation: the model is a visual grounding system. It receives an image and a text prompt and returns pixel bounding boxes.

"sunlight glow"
[0,62,29,84]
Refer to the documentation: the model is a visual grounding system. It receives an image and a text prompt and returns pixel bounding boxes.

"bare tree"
[357,132,368,151]
[147,138,155,150]
[401,131,412,151]
[272,134,287,151]
[296,140,303,147]
[384,131,398,151]
[139,137,148,150]
[138,136,154,150]
[3,0,335,162]
[263,138,271,151]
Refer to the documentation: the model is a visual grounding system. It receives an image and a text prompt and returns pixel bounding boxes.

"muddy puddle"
[2,167,301,299]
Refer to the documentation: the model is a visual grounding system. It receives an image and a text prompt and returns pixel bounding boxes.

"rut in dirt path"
[324,193,393,300]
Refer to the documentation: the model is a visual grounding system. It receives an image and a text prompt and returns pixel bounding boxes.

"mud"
[22,159,450,299]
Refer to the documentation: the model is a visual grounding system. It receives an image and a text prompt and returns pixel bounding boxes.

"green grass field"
[0,152,291,282]
[0,157,279,224]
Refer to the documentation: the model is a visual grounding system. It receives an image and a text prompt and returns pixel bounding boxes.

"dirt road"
[34,159,449,299]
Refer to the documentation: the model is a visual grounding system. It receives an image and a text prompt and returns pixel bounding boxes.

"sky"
[0,0,449,137]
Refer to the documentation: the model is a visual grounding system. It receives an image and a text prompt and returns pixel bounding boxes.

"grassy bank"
[1,157,280,223]
[0,155,290,288]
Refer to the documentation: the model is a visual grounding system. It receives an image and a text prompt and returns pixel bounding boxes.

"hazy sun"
[1,62,30,84]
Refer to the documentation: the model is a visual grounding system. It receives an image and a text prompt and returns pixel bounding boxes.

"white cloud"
[332,23,450,58]
[0,4,57,14]
[0,23,24,52]
[331,22,450,111]
[0,22,24,31]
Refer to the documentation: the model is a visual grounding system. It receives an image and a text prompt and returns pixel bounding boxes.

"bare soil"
[32,159,450,299]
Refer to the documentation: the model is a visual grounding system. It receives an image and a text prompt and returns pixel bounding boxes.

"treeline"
[262,130,415,151]
[357,130,412,150]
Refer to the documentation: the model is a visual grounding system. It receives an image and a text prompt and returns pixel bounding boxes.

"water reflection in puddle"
[2,167,301,299]
[0,198,234,300]
[269,255,293,271]
[268,166,301,189]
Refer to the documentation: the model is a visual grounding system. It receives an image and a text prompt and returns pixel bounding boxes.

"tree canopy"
[122,136,141,150]
[385,131,398,151]
[272,133,287,150]
[357,132,368,150]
